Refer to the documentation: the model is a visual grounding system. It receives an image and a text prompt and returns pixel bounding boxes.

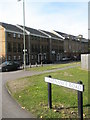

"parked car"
[61,57,71,61]
[0,61,20,72]
[72,56,77,61]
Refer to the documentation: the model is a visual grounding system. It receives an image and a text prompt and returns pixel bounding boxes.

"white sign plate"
[52,51,55,54]
[45,77,84,92]
[23,49,27,52]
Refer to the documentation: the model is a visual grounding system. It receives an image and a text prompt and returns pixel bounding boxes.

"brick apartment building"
[53,30,88,59]
[0,22,64,64]
[0,22,23,64]
[17,25,64,64]
[38,30,64,62]
[0,22,88,65]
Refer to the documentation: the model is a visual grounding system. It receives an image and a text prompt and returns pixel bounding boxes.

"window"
[35,55,37,59]
[8,56,11,60]
[38,45,40,52]
[47,46,49,51]
[32,55,34,59]
[13,33,16,38]
[42,46,43,52]
[18,56,21,60]
[31,35,34,40]
[31,45,34,52]
[13,43,17,52]
[35,45,37,52]
[18,43,21,52]
[43,46,45,52]
[8,33,11,37]
[18,34,20,38]
[14,56,16,60]
[8,42,12,52]
[45,55,46,60]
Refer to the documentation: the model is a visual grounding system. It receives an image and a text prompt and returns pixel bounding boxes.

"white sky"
[0,0,89,38]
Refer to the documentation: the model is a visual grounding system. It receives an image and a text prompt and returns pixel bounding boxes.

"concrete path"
[1,63,80,118]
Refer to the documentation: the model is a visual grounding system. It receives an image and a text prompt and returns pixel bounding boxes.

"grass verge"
[25,62,80,72]
[6,66,90,118]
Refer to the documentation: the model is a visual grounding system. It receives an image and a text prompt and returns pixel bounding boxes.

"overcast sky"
[0,0,89,38]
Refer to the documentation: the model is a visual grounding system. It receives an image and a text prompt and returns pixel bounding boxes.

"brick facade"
[53,30,88,59]
[0,26,5,58]
[0,22,88,65]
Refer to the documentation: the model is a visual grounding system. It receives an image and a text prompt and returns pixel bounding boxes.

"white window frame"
[8,56,11,60]
[14,56,16,60]
[18,56,21,60]
[13,33,16,38]
[18,34,20,38]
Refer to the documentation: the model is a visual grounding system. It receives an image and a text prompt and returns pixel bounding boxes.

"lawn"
[6,66,90,118]
[25,62,80,72]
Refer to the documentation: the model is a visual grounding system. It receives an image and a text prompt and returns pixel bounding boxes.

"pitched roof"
[0,22,23,33]
[81,38,88,43]
[40,30,63,40]
[55,30,88,43]
[18,25,49,38]
[54,30,75,39]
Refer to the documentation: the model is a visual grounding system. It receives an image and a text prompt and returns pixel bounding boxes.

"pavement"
[1,63,80,119]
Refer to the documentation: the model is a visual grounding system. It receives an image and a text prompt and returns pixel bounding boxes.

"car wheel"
[5,68,8,72]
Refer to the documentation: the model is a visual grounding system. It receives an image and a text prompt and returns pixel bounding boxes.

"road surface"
[2,70,38,118]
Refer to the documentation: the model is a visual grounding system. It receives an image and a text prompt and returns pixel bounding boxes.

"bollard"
[41,61,43,67]
[36,62,38,67]
[29,63,31,68]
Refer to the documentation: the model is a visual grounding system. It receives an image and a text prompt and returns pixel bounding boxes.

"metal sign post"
[45,76,84,120]
[48,81,52,109]
[77,81,84,120]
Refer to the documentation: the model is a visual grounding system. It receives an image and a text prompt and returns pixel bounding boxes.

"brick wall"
[0,26,5,62]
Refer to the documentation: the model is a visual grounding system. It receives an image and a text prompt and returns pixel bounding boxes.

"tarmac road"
[2,70,39,118]
[1,63,80,119]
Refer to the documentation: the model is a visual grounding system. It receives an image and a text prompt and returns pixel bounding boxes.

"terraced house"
[0,22,23,64]
[53,30,88,59]
[39,30,64,62]
[0,22,88,65]
[0,22,64,64]
[17,25,51,64]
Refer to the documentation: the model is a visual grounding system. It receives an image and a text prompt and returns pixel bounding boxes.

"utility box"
[81,54,90,71]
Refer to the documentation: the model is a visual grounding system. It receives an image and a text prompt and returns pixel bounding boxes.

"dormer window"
[13,33,16,38]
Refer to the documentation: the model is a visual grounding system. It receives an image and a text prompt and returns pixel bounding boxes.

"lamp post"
[18,0,26,69]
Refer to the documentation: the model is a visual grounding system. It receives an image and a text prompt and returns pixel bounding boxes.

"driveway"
[1,63,80,118]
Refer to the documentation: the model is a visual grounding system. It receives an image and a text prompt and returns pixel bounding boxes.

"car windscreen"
[2,61,12,66]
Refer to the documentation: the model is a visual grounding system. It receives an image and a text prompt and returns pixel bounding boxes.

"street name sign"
[45,77,84,92]
[45,76,84,119]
